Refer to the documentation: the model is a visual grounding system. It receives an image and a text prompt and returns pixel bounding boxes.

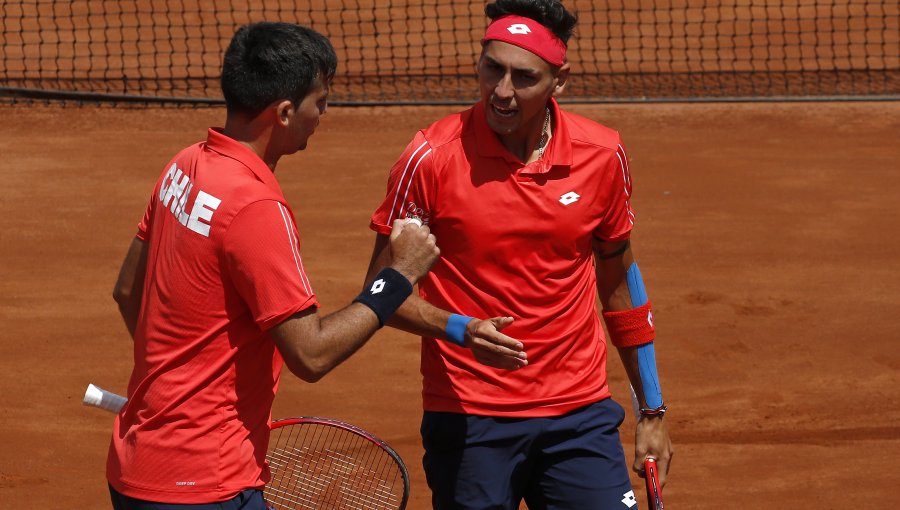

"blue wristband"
[445,314,475,346]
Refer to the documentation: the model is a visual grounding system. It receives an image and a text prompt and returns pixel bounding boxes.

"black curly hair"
[485,0,577,44]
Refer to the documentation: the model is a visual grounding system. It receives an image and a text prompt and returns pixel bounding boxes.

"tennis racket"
[266,417,409,510]
[83,384,410,510]
[643,457,664,510]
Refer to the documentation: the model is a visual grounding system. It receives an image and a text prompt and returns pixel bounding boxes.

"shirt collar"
[472,98,573,174]
[204,128,285,195]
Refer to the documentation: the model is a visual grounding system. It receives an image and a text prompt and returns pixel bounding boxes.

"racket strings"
[265,421,407,510]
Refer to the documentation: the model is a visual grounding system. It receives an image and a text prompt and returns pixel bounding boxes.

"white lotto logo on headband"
[507,23,531,35]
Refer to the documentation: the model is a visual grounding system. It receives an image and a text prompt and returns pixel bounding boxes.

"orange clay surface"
[0,101,898,509]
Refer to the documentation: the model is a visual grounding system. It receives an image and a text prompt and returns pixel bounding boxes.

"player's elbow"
[113,276,142,306]
[112,285,128,307]
[283,356,333,383]
[286,363,331,383]
[112,284,138,317]
[271,313,337,382]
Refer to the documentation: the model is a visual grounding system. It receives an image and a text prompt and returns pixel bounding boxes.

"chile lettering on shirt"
[158,162,221,237]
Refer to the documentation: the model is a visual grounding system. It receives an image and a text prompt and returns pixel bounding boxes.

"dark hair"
[485,0,577,44]
[221,22,337,116]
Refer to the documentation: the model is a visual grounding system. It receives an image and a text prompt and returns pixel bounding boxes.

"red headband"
[481,15,567,67]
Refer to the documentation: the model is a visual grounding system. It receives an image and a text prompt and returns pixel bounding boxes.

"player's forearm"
[308,303,385,376]
[387,294,527,370]
[364,233,452,339]
[112,237,148,340]
[600,263,658,409]
[616,346,652,408]
[594,244,666,414]
[362,232,523,362]
[112,275,142,338]
[273,304,382,382]
[385,293,453,339]
[115,298,141,339]
[276,263,418,382]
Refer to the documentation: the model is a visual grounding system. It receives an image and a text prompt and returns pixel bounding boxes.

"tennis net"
[1,0,897,104]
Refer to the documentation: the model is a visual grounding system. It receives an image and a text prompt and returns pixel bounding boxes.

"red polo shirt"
[107,129,318,503]
[371,99,634,417]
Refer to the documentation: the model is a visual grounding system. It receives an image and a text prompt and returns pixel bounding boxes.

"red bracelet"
[602,301,655,348]
[639,404,668,417]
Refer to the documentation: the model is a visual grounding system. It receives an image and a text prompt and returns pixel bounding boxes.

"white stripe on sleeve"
[615,145,635,225]
[395,148,432,223]
[615,147,631,198]
[387,141,430,224]
[277,203,313,296]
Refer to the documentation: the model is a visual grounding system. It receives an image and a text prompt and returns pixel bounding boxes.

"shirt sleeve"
[594,137,636,242]
[137,158,179,241]
[223,200,319,331]
[370,131,436,235]
[135,190,155,241]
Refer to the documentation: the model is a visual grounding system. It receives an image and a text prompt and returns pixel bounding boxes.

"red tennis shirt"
[107,129,318,503]
[371,99,635,417]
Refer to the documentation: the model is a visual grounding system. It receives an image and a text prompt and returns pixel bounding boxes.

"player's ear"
[551,62,570,97]
[274,99,294,127]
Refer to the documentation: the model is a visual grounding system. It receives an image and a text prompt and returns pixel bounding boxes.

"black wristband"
[353,267,413,327]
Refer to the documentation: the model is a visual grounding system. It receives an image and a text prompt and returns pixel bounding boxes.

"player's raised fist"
[388,218,439,285]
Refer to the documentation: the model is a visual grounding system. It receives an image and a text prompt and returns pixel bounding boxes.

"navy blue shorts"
[422,398,638,510]
[108,485,267,510]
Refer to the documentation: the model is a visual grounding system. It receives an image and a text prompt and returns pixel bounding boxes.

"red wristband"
[602,301,655,348]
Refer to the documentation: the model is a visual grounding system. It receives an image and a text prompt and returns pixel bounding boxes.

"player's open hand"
[464,316,528,370]
[388,218,439,285]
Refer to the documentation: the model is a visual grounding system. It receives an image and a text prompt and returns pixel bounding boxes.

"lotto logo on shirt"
[158,162,222,237]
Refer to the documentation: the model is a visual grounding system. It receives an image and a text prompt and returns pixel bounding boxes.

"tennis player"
[106,22,438,509]
[364,1,673,508]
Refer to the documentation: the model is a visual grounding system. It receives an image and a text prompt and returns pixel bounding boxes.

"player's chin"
[486,120,519,136]
[486,111,519,135]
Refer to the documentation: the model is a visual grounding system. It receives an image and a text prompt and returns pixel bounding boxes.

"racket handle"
[644,457,664,510]
[83,383,127,413]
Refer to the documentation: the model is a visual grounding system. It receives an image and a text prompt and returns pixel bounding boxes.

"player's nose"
[493,74,514,99]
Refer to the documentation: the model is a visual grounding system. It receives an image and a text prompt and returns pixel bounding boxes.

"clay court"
[1,0,899,508]
[0,99,897,509]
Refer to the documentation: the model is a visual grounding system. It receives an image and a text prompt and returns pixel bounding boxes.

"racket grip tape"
[644,457,664,510]
[83,383,128,413]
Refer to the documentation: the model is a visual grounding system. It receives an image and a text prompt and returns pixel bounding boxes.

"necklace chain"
[538,107,551,158]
